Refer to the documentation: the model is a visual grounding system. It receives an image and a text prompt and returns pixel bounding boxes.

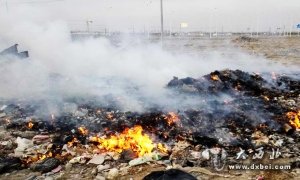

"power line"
[160,0,164,45]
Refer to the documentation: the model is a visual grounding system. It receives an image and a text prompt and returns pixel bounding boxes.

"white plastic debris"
[210,147,221,155]
[97,164,110,172]
[106,168,119,180]
[87,155,105,165]
[106,152,120,161]
[274,139,284,147]
[69,156,87,164]
[0,105,7,111]
[95,175,106,180]
[0,113,6,118]
[201,149,210,160]
[190,150,201,159]
[0,140,13,148]
[129,155,153,166]
[14,137,33,156]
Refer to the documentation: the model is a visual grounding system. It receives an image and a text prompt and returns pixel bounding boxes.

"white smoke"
[0,4,298,113]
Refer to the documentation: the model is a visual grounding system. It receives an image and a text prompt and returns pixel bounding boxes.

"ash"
[0,69,299,180]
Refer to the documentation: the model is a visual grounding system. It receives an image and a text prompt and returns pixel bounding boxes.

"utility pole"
[6,0,8,12]
[169,22,172,37]
[3,0,8,13]
[289,18,293,37]
[160,0,164,45]
[256,16,259,37]
[86,20,93,33]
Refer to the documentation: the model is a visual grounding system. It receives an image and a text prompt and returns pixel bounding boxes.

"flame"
[164,112,180,126]
[287,111,300,129]
[78,126,89,136]
[25,151,53,164]
[28,121,34,129]
[68,137,79,147]
[39,152,53,161]
[263,96,270,101]
[157,143,168,154]
[211,74,220,81]
[90,125,154,157]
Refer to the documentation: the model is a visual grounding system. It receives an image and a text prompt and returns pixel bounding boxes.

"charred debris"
[0,69,299,179]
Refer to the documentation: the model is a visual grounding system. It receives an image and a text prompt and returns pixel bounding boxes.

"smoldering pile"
[0,69,299,179]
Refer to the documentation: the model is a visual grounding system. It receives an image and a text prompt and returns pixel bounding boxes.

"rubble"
[51,165,62,173]
[0,69,299,179]
[106,168,119,179]
[32,135,51,144]
[0,113,6,118]
[0,157,22,173]
[14,137,33,157]
[97,164,110,172]
[251,131,269,147]
[69,156,89,164]
[95,175,106,180]
[87,154,105,165]
[31,158,60,173]
[129,155,153,166]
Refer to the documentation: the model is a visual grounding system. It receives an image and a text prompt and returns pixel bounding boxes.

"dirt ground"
[162,36,300,67]
[232,36,300,66]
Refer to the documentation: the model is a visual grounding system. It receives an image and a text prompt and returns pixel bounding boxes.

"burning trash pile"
[0,69,299,179]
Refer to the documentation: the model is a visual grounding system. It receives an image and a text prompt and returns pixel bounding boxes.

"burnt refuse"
[31,158,60,173]
[0,69,299,179]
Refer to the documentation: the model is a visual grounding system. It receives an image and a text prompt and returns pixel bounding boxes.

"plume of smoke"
[0,4,298,114]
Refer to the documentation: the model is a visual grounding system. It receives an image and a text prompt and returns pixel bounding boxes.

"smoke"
[0,4,298,115]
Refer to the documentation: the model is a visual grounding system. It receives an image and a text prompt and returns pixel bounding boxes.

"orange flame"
[263,96,270,101]
[287,111,300,129]
[90,125,154,157]
[164,112,180,126]
[68,137,79,147]
[28,121,34,129]
[211,74,220,81]
[78,126,89,136]
[40,152,53,161]
[157,143,168,154]
[25,151,53,164]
